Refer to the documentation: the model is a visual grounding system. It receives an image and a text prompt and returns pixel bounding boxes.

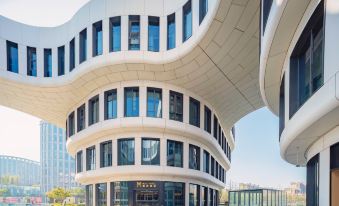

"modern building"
[0,0,263,205]
[260,0,339,205]
[284,182,306,196]
[228,189,287,206]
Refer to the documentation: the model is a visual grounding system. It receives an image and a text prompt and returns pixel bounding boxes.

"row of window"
[67,86,232,160]
[5,0,208,77]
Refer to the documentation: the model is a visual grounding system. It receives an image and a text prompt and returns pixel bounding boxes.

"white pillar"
[18,44,26,75]
[102,18,110,55]
[319,148,330,206]
[183,141,189,169]
[176,9,183,46]
[162,89,169,119]
[96,142,100,170]
[117,87,124,118]
[160,16,167,52]
[140,86,147,117]
[192,0,199,34]
[37,47,44,77]
[0,39,6,71]
[107,181,111,206]
[99,92,105,122]
[183,95,189,124]
[185,181,190,206]
[135,137,142,166]
[87,25,93,59]
[160,137,167,166]
[64,41,70,74]
[113,138,118,166]
[52,47,58,77]
[140,15,148,51]
[121,15,128,51]
[75,34,80,67]
[200,103,204,130]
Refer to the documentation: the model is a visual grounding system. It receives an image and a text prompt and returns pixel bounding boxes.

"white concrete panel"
[0,39,6,71]
[319,148,330,206]
[36,47,44,77]
[18,44,26,75]
[52,47,58,77]
[121,16,128,51]
[140,15,148,52]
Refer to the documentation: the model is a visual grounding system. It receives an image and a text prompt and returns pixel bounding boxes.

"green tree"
[46,187,71,203]
[0,188,8,197]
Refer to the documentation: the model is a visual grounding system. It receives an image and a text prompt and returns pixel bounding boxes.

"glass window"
[215,161,219,179]
[58,46,65,76]
[86,185,93,206]
[189,144,200,170]
[27,46,37,76]
[77,104,86,132]
[279,74,285,139]
[209,188,214,206]
[93,21,103,56]
[68,112,75,137]
[147,87,162,118]
[79,28,87,63]
[167,140,183,167]
[211,156,215,176]
[262,0,273,33]
[189,184,200,206]
[96,183,107,206]
[142,138,160,165]
[76,150,83,173]
[167,13,176,50]
[6,41,18,73]
[100,141,112,168]
[104,89,117,120]
[213,115,218,140]
[111,182,130,206]
[124,87,139,117]
[110,17,121,52]
[148,16,160,52]
[86,146,96,171]
[201,186,208,206]
[118,139,135,165]
[129,15,140,50]
[183,0,192,42]
[44,48,52,77]
[169,91,183,122]
[199,0,208,24]
[189,97,200,127]
[204,106,211,133]
[164,182,185,206]
[306,154,319,206]
[69,38,75,71]
[203,150,210,173]
[89,95,99,126]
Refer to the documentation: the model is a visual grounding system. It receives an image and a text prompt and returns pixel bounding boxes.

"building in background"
[284,182,306,196]
[229,189,287,206]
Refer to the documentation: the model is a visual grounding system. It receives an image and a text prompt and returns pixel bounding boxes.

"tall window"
[289,1,324,118]
[199,0,208,24]
[215,161,219,179]
[147,87,162,118]
[201,186,208,206]
[279,74,285,138]
[189,144,200,170]
[167,13,176,50]
[203,150,210,173]
[211,156,215,176]
[183,0,192,42]
[213,115,218,140]
[118,139,135,165]
[111,182,130,205]
[129,15,140,50]
[124,87,139,117]
[109,17,121,52]
[189,184,200,206]
[93,21,103,57]
[142,138,160,165]
[89,95,99,126]
[204,106,211,133]
[306,154,319,206]
[100,141,112,168]
[58,46,65,76]
[86,146,96,171]
[44,49,52,77]
[86,185,93,206]
[167,140,183,167]
[262,0,273,33]
[189,97,200,127]
[76,150,83,173]
[104,89,117,120]
[69,38,75,71]
[68,112,75,136]
[169,91,183,122]
[96,183,107,206]
[27,47,37,76]
[77,104,86,132]
[148,16,160,52]
[6,41,18,73]
[79,28,87,63]
[164,182,185,206]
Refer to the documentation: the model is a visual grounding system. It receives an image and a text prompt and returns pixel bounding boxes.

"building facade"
[229,189,287,206]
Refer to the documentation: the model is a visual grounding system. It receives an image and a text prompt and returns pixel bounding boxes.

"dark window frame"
[27,46,37,76]
[189,97,200,127]
[100,140,112,168]
[69,38,75,71]
[92,21,103,57]
[169,91,183,122]
[6,40,18,73]
[77,104,86,132]
[141,138,160,165]
[79,28,87,63]
[58,45,65,76]
[44,48,52,77]
[167,140,184,168]
[88,95,99,126]
[86,146,96,171]
[117,138,135,165]
[189,144,200,170]
[104,89,117,120]
[109,16,121,52]
[124,87,139,117]
[147,87,162,118]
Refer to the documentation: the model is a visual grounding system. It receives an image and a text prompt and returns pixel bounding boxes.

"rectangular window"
[204,106,211,133]
[211,156,215,176]
[44,48,52,77]
[68,112,75,137]
[169,91,183,122]
[147,87,162,118]
[124,87,139,117]
[218,125,222,145]
[100,141,112,168]
[77,104,86,132]
[183,0,192,42]
[6,41,18,73]
[142,138,160,165]
[167,13,176,50]
[96,183,107,206]
[213,115,218,140]
[201,186,208,206]
[164,182,185,206]
[86,185,93,206]
[167,140,183,168]
[104,89,117,120]
[76,150,83,173]
[189,144,200,170]
[209,188,214,206]
[189,184,200,206]
[86,146,96,171]
[109,16,121,52]
[118,139,135,165]
[306,154,319,206]
[58,46,65,76]
[128,15,140,50]
[69,38,75,71]
[199,0,208,24]
[27,47,37,76]
[148,16,160,52]
[279,74,285,139]
[79,28,87,63]
[215,161,219,179]
[189,97,200,127]
[203,150,210,173]
[93,21,103,57]
[89,95,99,126]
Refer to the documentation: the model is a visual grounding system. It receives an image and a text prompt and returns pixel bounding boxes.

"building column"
[107,181,111,206]
[319,148,330,206]
[185,181,190,206]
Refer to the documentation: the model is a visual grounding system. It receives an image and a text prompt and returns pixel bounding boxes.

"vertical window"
[109,17,121,52]
[204,106,211,133]
[124,87,139,117]
[183,0,192,42]
[27,47,37,76]
[215,161,219,179]
[141,138,160,165]
[167,13,176,50]
[209,188,214,206]
[306,154,319,206]
[211,156,215,176]
[6,41,18,73]
[189,144,200,170]
[93,21,103,57]
[86,185,93,206]
[111,182,130,205]
[44,48,52,77]
[147,87,162,118]
[118,139,135,165]
[203,150,210,173]
[100,141,112,168]
[86,146,96,171]
[167,140,183,168]
[69,38,75,71]
[189,184,200,206]
[68,112,75,137]
[128,15,140,50]
[104,89,117,120]
[213,115,218,140]
[96,183,107,206]
[148,16,160,52]
[262,0,273,33]
[79,28,87,63]
[189,97,200,127]
[201,186,208,206]
[58,46,65,76]
[76,150,83,173]
[199,0,208,24]
[279,74,285,138]
[77,104,86,132]
[89,95,99,126]
[164,182,185,206]
[169,91,183,122]
[331,143,339,206]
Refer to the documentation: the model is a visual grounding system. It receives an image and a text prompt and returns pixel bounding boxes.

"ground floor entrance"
[331,170,339,206]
